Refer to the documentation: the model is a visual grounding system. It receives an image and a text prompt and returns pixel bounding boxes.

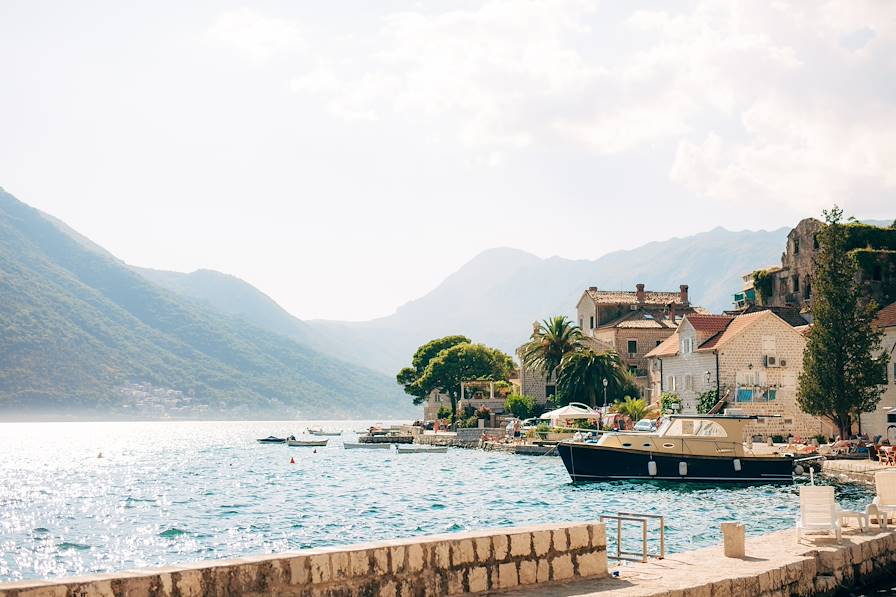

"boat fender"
[290,457,296,464]
[648,461,657,476]
[793,464,805,476]
[678,462,687,476]
[733,458,742,472]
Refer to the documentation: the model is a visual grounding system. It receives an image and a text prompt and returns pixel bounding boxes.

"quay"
[5,520,896,596]
[823,458,889,485]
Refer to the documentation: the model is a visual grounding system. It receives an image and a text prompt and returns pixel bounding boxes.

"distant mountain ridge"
[0,188,413,419]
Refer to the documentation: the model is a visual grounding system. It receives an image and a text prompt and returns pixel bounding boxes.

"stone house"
[517,333,613,405]
[646,310,832,440]
[576,284,700,397]
[738,218,896,318]
[859,302,896,439]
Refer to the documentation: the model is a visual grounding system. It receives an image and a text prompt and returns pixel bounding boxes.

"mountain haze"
[0,188,412,419]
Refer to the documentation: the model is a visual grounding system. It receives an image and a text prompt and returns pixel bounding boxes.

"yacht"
[557,415,796,483]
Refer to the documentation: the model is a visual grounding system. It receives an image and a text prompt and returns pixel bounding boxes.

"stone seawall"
[0,522,607,597]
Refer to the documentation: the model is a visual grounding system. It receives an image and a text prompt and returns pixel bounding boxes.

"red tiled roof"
[645,333,679,358]
[877,302,896,328]
[684,314,734,336]
[697,310,774,351]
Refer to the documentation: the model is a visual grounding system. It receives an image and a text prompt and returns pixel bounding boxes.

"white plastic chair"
[873,470,896,528]
[796,486,841,542]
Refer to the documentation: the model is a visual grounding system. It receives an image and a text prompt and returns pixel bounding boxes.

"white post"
[490,382,494,400]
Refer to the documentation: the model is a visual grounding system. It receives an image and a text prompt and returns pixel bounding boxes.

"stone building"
[859,302,896,440]
[576,284,700,397]
[647,310,832,440]
[517,332,613,405]
[738,218,896,318]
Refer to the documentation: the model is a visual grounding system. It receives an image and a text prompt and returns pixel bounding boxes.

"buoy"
[289,457,296,464]
[793,464,804,476]
[733,458,742,472]
[313,449,317,454]
[97,452,103,459]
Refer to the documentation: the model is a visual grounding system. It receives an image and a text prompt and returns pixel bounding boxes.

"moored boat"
[558,415,796,483]
[287,439,328,447]
[307,429,342,436]
[396,445,448,454]
[256,436,286,444]
[343,442,392,450]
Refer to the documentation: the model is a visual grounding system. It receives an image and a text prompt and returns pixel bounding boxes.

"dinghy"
[256,436,286,444]
[287,439,328,447]
[396,445,448,454]
[343,442,391,450]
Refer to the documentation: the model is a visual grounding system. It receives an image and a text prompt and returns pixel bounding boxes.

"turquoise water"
[0,421,873,582]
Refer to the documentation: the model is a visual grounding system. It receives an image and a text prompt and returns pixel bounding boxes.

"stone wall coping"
[0,521,603,592]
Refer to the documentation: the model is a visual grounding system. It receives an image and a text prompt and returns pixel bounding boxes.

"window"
[793,238,800,254]
[684,375,693,390]
[882,363,890,385]
[627,340,637,354]
[669,376,677,391]
[813,234,819,250]
[736,387,753,402]
[804,281,811,300]
[578,318,583,328]
[792,276,800,292]
[629,365,638,375]
[656,340,663,347]
[545,385,556,398]
[589,316,595,329]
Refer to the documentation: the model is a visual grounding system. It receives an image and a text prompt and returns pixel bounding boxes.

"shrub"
[436,406,452,420]
[696,390,719,414]
[660,392,681,414]
[504,393,536,418]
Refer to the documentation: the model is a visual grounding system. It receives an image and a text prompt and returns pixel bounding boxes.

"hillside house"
[859,302,896,440]
[646,310,831,440]
[576,284,700,397]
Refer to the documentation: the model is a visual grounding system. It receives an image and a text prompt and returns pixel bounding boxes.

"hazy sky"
[2,1,894,321]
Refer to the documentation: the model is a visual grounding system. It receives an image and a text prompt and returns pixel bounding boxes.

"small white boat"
[396,445,448,454]
[308,429,342,436]
[287,439,328,447]
[343,442,391,450]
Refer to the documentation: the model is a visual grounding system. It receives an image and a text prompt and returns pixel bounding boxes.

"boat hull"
[557,442,793,483]
[344,442,391,450]
[287,440,328,447]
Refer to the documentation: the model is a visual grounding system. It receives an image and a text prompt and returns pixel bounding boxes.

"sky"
[1,1,894,321]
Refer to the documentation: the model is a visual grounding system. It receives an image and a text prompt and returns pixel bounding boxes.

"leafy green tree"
[519,316,585,381]
[414,343,514,428]
[504,393,536,419]
[556,349,624,409]
[696,389,719,414]
[660,392,681,415]
[396,335,471,404]
[612,396,654,421]
[798,206,886,438]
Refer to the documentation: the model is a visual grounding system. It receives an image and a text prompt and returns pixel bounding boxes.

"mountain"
[302,227,791,374]
[0,188,413,419]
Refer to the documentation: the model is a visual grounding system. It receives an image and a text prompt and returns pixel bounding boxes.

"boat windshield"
[660,419,729,438]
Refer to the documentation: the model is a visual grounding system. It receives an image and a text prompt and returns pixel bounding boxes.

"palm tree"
[612,396,654,422]
[556,348,623,409]
[519,316,585,381]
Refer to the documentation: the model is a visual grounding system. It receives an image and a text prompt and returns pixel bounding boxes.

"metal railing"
[599,512,665,563]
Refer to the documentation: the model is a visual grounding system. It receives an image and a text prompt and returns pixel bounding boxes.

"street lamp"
[704,371,711,389]
[602,377,608,410]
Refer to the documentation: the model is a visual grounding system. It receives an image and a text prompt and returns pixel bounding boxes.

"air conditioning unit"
[764,355,780,368]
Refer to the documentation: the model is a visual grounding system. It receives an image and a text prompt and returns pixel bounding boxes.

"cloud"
[205,8,306,63]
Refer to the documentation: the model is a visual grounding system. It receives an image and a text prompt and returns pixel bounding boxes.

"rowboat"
[395,446,448,454]
[256,436,286,444]
[287,439,328,447]
[343,442,391,450]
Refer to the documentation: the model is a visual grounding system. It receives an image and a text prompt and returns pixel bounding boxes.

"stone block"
[309,555,331,584]
[350,550,371,577]
[493,535,509,561]
[814,575,837,593]
[468,566,488,593]
[509,533,532,558]
[683,584,711,597]
[591,523,606,548]
[452,539,475,566]
[536,559,550,583]
[518,560,537,585]
[174,570,203,597]
[379,580,397,597]
[552,529,569,552]
[708,578,731,597]
[568,526,589,550]
[551,554,574,580]
[474,537,492,561]
[390,545,407,574]
[575,552,606,578]
[81,580,115,597]
[373,548,389,575]
[331,551,350,580]
[432,541,451,569]
[532,530,551,557]
[13,587,68,597]
[407,544,425,572]
[497,562,519,589]
[288,556,309,585]
[447,570,465,595]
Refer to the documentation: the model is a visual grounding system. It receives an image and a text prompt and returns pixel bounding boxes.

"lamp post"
[704,371,711,389]
[602,377,608,410]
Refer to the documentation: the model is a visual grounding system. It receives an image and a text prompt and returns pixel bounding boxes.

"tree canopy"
[519,316,585,381]
[556,348,624,409]
[797,206,886,438]
[396,335,471,404]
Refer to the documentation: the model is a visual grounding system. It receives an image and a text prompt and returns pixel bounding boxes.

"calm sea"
[0,420,872,582]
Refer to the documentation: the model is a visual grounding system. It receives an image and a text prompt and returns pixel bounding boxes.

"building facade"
[859,302,896,440]
[576,284,699,398]
[647,310,831,440]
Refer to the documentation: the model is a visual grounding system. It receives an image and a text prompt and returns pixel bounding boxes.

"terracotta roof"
[645,333,679,358]
[877,302,896,328]
[598,310,678,330]
[724,304,808,327]
[584,288,683,306]
[697,310,777,351]
[684,314,734,336]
